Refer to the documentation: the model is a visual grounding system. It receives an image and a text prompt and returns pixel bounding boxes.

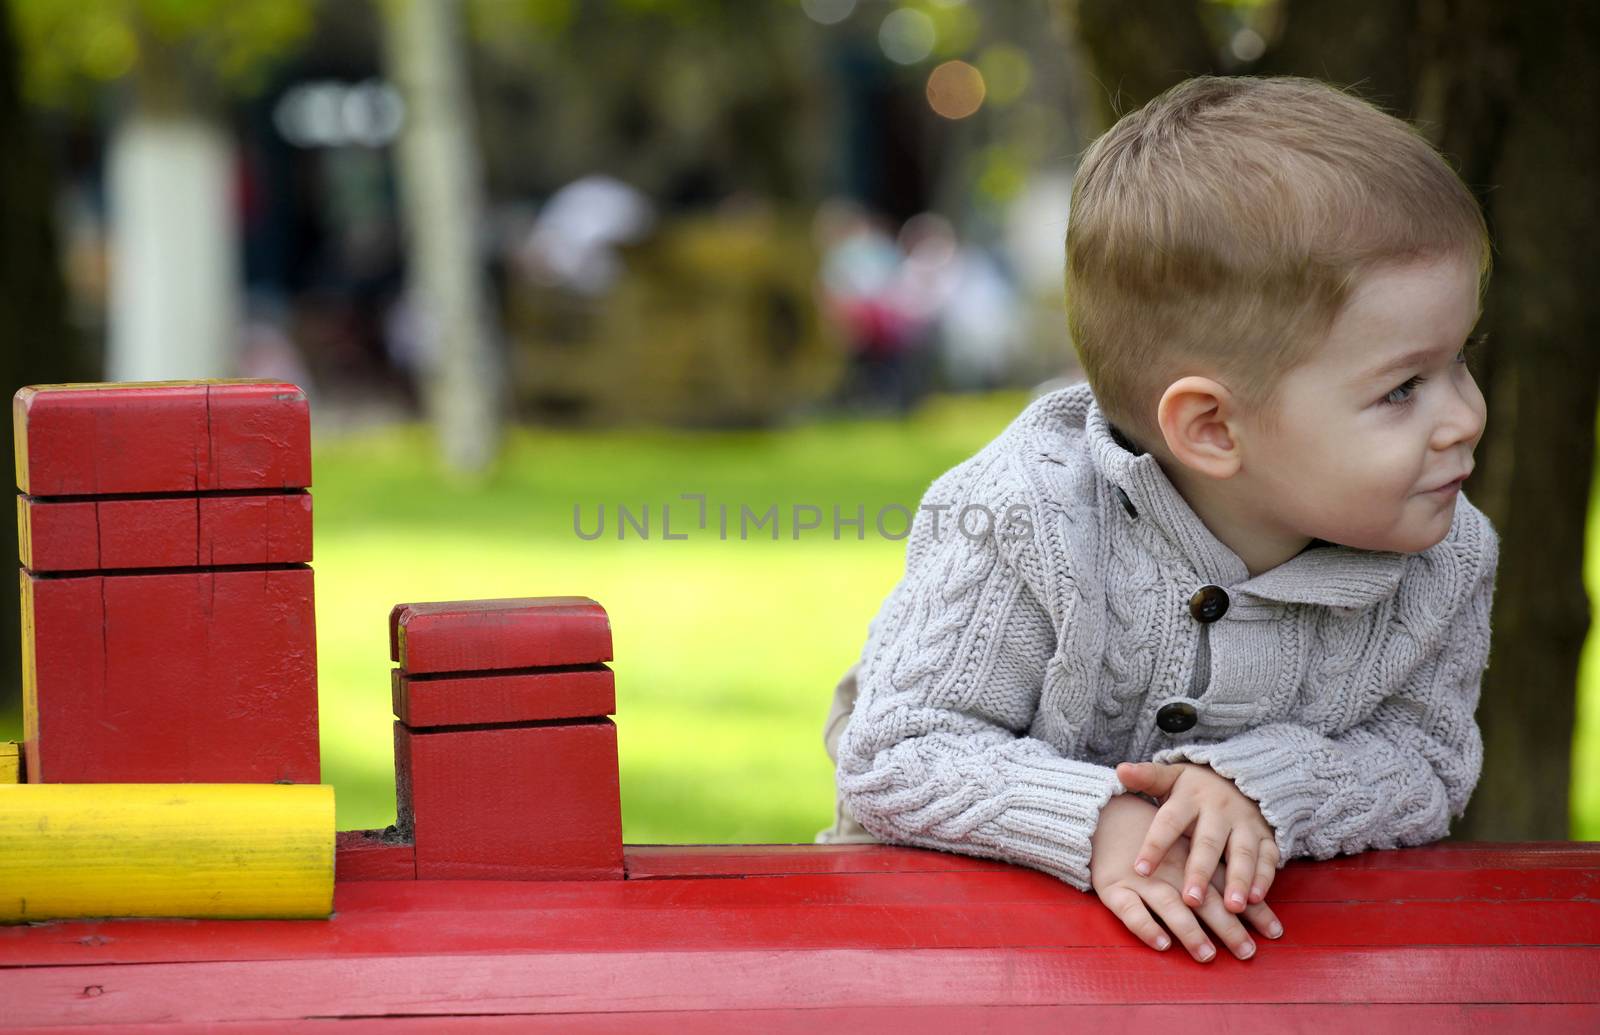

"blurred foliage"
[10,0,312,108]
[458,0,1077,220]
[462,0,829,205]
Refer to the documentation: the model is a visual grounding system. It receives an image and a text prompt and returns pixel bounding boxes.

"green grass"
[4,387,1596,840]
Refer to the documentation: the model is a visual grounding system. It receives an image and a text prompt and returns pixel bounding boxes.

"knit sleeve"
[835,459,1128,893]
[1149,525,1499,866]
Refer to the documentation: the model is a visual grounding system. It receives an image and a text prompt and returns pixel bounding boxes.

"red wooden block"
[19,492,313,572]
[389,597,611,674]
[394,719,623,880]
[335,829,417,881]
[21,566,319,783]
[13,380,310,496]
[393,665,615,727]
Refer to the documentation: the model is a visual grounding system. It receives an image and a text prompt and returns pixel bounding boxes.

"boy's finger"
[1133,800,1195,877]
[1250,836,1278,903]
[1144,884,1216,963]
[1117,761,1182,799]
[1216,866,1284,941]
[1103,886,1172,952]
[1182,811,1230,907]
[1223,827,1257,912]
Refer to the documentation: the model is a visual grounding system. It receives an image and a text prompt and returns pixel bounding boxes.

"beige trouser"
[814,661,881,844]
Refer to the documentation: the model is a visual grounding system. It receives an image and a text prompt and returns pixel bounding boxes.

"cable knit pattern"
[834,380,1499,892]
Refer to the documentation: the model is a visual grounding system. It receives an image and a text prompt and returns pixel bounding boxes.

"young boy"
[817,75,1498,965]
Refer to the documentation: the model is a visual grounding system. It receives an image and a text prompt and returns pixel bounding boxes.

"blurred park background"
[1,0,1596,844]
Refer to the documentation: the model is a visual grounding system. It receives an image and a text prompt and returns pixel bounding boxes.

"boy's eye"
[1384,333,1486,406]
[1385,375,1425,406]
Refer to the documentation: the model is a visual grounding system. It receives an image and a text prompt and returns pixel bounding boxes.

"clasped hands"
[1089,760,1284,962]
[1117,760,1281,911]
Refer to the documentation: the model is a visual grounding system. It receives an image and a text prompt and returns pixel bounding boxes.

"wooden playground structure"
[1,380,1597,1031]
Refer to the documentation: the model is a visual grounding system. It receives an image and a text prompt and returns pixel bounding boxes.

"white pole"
[107,114,238,381]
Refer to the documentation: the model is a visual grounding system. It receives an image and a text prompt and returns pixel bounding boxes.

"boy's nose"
[1431,380,1487,452]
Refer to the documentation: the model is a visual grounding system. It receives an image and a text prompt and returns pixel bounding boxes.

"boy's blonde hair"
[1065,75,1491,447]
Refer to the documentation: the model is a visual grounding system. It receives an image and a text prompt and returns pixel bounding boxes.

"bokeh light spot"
[80,19,137,82]
[926,60,985,120]
[801,0,857,26]
[879,8,936,65]
[1230,27,1266,62]
[977,44,1031,106]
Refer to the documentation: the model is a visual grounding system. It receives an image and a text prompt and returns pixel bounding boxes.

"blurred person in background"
[816,199,926,414]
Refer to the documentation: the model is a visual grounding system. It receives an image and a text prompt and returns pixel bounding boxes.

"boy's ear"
[1156,376,1243,479]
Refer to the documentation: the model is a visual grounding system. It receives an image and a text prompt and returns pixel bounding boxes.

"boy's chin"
[1382,518,1455,555]
[1317,516,1453,556]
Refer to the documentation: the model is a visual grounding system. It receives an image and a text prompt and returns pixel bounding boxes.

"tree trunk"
[1453,0,1600,840]
[383,0,502,475]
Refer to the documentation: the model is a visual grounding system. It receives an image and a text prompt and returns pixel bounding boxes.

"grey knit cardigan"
[834,379,1499,893]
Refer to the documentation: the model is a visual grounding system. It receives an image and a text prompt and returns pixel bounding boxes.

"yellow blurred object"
[0,783,335,922]
[508,208,845,427]
[0,742,18,783]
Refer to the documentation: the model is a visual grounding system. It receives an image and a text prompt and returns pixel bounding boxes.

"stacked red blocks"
[382,596,624,880]
[14,381,318,784]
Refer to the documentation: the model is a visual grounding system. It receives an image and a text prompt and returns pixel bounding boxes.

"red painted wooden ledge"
[2,840,1597,1031]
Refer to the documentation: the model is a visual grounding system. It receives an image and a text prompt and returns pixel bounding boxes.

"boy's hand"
[1116,761,1280,914]
[1091,793,1284,962]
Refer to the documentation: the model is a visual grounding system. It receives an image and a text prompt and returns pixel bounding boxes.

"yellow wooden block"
[0,783,334,922]
[0,742,17,784]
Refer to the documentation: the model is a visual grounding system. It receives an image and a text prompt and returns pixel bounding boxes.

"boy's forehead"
[1320,255,1482,373]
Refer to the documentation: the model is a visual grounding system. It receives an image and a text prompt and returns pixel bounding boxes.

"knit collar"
[1076,384,1407,610]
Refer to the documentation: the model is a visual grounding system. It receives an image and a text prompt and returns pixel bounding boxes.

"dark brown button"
[1115,486,1138,519]
[1189,585,1229,623]
[1156,701,1198,733]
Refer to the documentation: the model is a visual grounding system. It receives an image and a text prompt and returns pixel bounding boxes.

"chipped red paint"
[334,829,417,881]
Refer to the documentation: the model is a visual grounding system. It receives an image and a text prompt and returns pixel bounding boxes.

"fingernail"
[1250,885,1263,900]
[1238,941,1255,959]
[1268,922,1283,938]
[1156,936,1170,950]
[1228,890,1244,907]
[1186,884,1202,902]
[1135,860,1150,876]
[1198,944,1215,961]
